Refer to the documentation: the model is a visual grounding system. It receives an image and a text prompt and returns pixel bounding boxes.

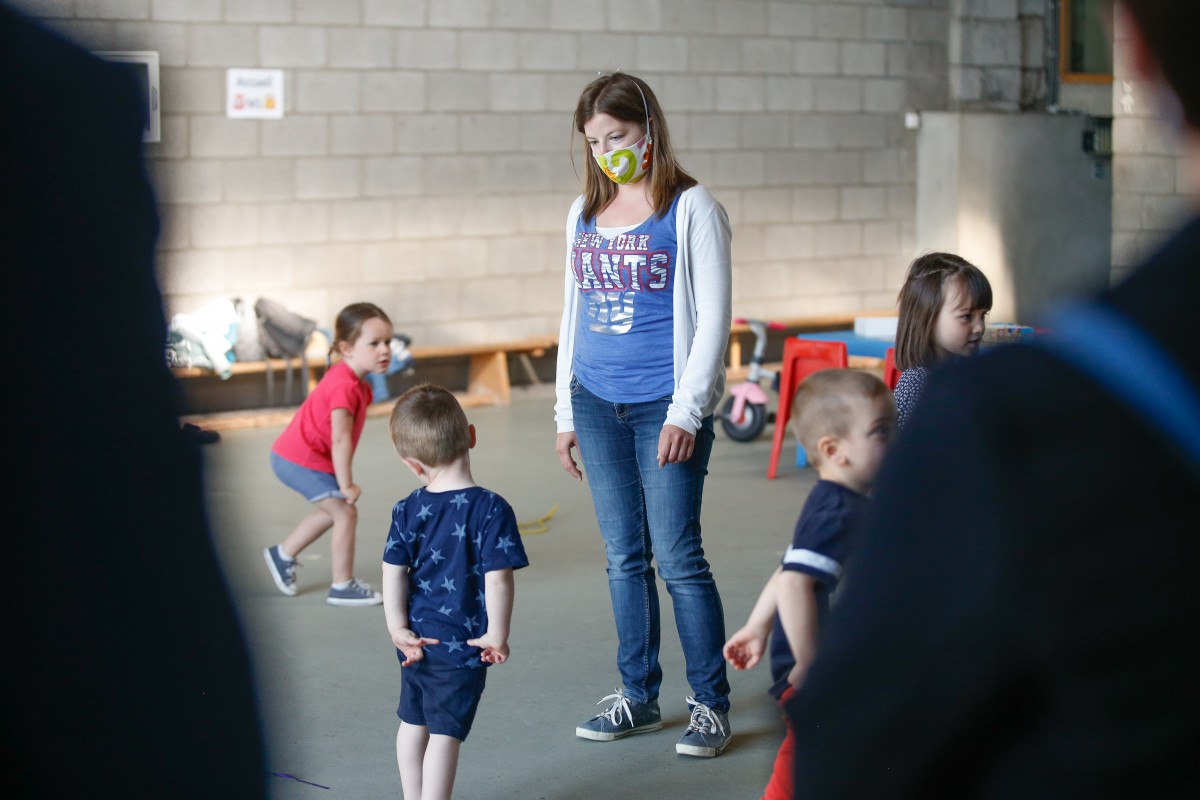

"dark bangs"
[956,264,993,312]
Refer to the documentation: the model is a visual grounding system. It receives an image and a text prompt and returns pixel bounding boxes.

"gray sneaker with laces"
[263,545,297,596]
[575,689,662,741]
[675,696,732,757]
[327,577,382,606]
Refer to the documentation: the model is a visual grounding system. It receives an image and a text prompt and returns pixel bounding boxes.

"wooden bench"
[171,355,329,413]
[407,336,557,405]
[173,336,559,430]
[174,313,892,430]
[171,355,326,388]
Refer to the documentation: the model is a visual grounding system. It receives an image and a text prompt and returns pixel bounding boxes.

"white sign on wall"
[226,69,284,119]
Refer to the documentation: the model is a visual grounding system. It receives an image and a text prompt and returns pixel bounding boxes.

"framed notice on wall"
[98,51,160,142]
[226,68,284,119]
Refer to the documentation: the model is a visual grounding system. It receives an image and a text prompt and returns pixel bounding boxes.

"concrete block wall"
[15,0,954,345]
[948,0,1027,110]
[1015,0,1045,110]
[915,111,1112,324]
[1109,8,1192,284]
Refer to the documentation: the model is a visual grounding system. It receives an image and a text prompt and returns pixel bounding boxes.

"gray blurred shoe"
[263,546,297,596]
[327,577,382,606]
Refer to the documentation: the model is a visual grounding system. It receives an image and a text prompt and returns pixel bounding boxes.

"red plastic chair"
[768,337,849,479]
[883,346,900,391]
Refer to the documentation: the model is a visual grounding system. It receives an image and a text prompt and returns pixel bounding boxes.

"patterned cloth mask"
[595,133,651,185]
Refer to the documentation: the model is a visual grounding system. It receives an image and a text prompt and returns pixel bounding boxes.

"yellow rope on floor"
[517,503,558,535]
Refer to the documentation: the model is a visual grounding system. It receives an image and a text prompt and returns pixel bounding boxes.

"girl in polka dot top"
[893,253,993,429]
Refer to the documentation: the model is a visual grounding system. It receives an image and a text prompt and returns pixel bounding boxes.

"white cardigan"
[554,185,733,435]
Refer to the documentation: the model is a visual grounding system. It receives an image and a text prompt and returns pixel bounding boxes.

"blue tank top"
[571,194,680,403]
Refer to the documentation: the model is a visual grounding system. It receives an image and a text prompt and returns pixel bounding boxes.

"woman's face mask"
[594,133,651,185]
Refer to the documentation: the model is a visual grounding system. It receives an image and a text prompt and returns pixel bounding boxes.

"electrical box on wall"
[97,51,160,143]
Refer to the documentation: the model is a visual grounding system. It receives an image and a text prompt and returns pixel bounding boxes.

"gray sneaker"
[576,689,662,741]
[327,577,382,607]
[263,546,297,596]
[675,697,732,757]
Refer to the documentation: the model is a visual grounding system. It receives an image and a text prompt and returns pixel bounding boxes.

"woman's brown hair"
[573,72,696,222]
[894,253,992,371]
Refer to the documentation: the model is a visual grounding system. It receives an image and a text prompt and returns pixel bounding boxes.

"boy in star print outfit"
[382,384,529,799]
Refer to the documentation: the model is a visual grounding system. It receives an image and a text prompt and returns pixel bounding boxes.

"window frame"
[1059,0,1113,85]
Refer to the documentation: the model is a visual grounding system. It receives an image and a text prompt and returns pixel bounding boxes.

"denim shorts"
[270,451,344,503]
[397,658,488,741]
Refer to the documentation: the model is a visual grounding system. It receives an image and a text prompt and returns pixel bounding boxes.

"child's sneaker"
[575,688,662,741]
[263,545,297,596]
[675,697,732,757]
[327,577,382,607]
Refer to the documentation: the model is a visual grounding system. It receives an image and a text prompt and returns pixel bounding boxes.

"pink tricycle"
[720,318,785,442]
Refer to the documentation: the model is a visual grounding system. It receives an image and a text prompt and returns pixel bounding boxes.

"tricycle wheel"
[720,397,768,442]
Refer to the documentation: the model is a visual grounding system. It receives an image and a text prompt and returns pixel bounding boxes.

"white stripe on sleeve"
[783,547,842,579]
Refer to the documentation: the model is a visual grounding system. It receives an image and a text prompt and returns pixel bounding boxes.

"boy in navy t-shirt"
[723,369,894,800]
[382,384,529,800]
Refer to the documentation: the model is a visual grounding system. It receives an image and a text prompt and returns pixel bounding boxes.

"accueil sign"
[227,69,284,119]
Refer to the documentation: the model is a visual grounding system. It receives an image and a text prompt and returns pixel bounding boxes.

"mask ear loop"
[630,79,653,170]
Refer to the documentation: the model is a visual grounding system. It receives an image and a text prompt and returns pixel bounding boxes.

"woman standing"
[554,72,733,759]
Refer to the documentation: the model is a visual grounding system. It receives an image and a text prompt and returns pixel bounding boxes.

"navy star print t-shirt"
[383,486,529,669]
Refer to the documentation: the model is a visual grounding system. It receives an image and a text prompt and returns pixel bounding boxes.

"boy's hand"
[340,483,362,505]
[723,626,767,671]
[466,632,509,664]
[786,662,808,689]
[392,628,438,666]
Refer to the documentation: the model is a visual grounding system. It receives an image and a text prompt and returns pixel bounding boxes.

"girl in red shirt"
[264,302,394,606]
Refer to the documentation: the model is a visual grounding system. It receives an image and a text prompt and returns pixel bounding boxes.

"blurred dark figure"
[789,1,1199,797]
[1,5,265,796]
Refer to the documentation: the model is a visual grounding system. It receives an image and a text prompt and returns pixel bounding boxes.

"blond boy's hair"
[791,369,895,466]
[389,383,472,467]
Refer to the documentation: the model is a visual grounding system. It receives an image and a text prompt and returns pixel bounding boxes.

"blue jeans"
[570,378,730,711]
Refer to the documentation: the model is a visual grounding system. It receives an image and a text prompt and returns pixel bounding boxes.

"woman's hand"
[657,424,695,467]
[556,431,583,481]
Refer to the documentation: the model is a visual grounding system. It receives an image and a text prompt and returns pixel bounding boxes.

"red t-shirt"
[271,361,373,473]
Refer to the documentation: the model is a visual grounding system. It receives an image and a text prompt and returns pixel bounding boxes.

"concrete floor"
[202,384,819,799]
